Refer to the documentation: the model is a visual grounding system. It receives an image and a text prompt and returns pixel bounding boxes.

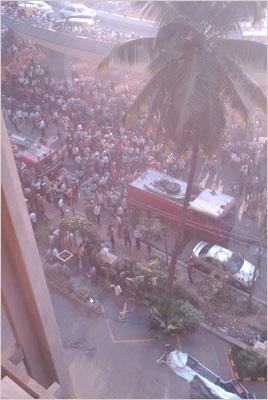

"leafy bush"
[231,346,267,379]
[60,216,103,254]
[150,296,203,337]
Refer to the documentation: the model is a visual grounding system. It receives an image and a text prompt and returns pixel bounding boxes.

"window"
[199,244,211,256]
[224,254,243,274]
[78,5,88,11]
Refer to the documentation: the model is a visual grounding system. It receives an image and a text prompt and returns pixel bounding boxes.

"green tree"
[99,1,267,292]
[59,216,103,255]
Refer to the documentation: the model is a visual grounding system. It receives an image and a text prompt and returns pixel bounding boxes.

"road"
[50,1,157,36]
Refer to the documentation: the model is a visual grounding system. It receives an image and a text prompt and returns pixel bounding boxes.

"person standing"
[107,224,115,250]
[187,257,194,284]
[29,211,37,231]
[134,228,142,250]
[111,282,123,307]
[94,203,101,225]
[123,224,132,248]
[39,119,46,137]
[58,197,65,218]
[115,214,122,238]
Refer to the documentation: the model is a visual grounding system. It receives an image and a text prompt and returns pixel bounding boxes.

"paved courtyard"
[48,283,267,399]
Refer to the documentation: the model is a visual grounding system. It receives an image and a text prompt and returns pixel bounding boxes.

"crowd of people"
[2,31,267,257]
[1,1,141,44]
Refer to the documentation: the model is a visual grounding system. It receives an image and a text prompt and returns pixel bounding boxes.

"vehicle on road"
[10,133,65,179]
[18,1,53,16]
[127,169,236,243]
[192,241,259,289]
[63,15,97,35]
[60,3,97,19]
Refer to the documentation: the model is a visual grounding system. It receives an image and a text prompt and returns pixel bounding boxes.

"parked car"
[19,1,53,15]
[191,241,259,289]
[60,3,97,19]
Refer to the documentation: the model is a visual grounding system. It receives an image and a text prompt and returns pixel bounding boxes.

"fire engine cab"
[127,169,236,243]
[10,133,65,179]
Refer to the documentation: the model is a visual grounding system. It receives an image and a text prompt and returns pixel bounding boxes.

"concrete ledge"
[46,277,103,312]
[200,321,252,351]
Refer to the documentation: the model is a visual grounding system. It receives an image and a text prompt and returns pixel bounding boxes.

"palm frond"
[155,15,202,46]
[123,58,177,127]
[212,57,248,123]
[138,1,177,25]
[219,56,267,113]
[209,1,267,36]
[215,39,267,71]
[98,37,156,72]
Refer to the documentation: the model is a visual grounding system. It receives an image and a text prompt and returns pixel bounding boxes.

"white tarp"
[166,351,241,400]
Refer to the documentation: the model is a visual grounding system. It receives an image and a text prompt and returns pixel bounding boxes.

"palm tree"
[98,1,267,292]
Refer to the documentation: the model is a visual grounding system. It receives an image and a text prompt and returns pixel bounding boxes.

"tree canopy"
[99,1,267,154]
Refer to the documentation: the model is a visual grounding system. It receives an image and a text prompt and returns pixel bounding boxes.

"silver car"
[60,4,97,19]
[192,241,259,289]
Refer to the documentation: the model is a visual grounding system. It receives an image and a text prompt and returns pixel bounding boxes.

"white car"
[60,3,97,19]
[192,241,259,289]
[20,1,53,15]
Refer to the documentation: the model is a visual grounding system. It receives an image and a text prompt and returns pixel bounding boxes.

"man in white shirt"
[94,203,101,225]
[29,211,37,231]
[58,197,65,218]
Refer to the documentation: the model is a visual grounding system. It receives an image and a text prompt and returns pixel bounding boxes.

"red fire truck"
[10,133,65,179]
[127,169,236,243]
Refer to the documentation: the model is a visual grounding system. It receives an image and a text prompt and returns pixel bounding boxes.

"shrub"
[60,216,103,254]
[231,346,267,379]
[150,296,203,337]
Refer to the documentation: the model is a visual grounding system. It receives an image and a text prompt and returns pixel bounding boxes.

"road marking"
[225,345,236,380]
[163,373,171,399]
[103,307,115,342]
[102,304,154,344]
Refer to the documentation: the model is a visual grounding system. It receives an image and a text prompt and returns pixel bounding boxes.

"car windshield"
[223,254,244,273]
[78,5,88,12]
[199,244,212,256]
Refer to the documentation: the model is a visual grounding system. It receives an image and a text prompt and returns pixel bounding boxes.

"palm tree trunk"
[166,141,199,293]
